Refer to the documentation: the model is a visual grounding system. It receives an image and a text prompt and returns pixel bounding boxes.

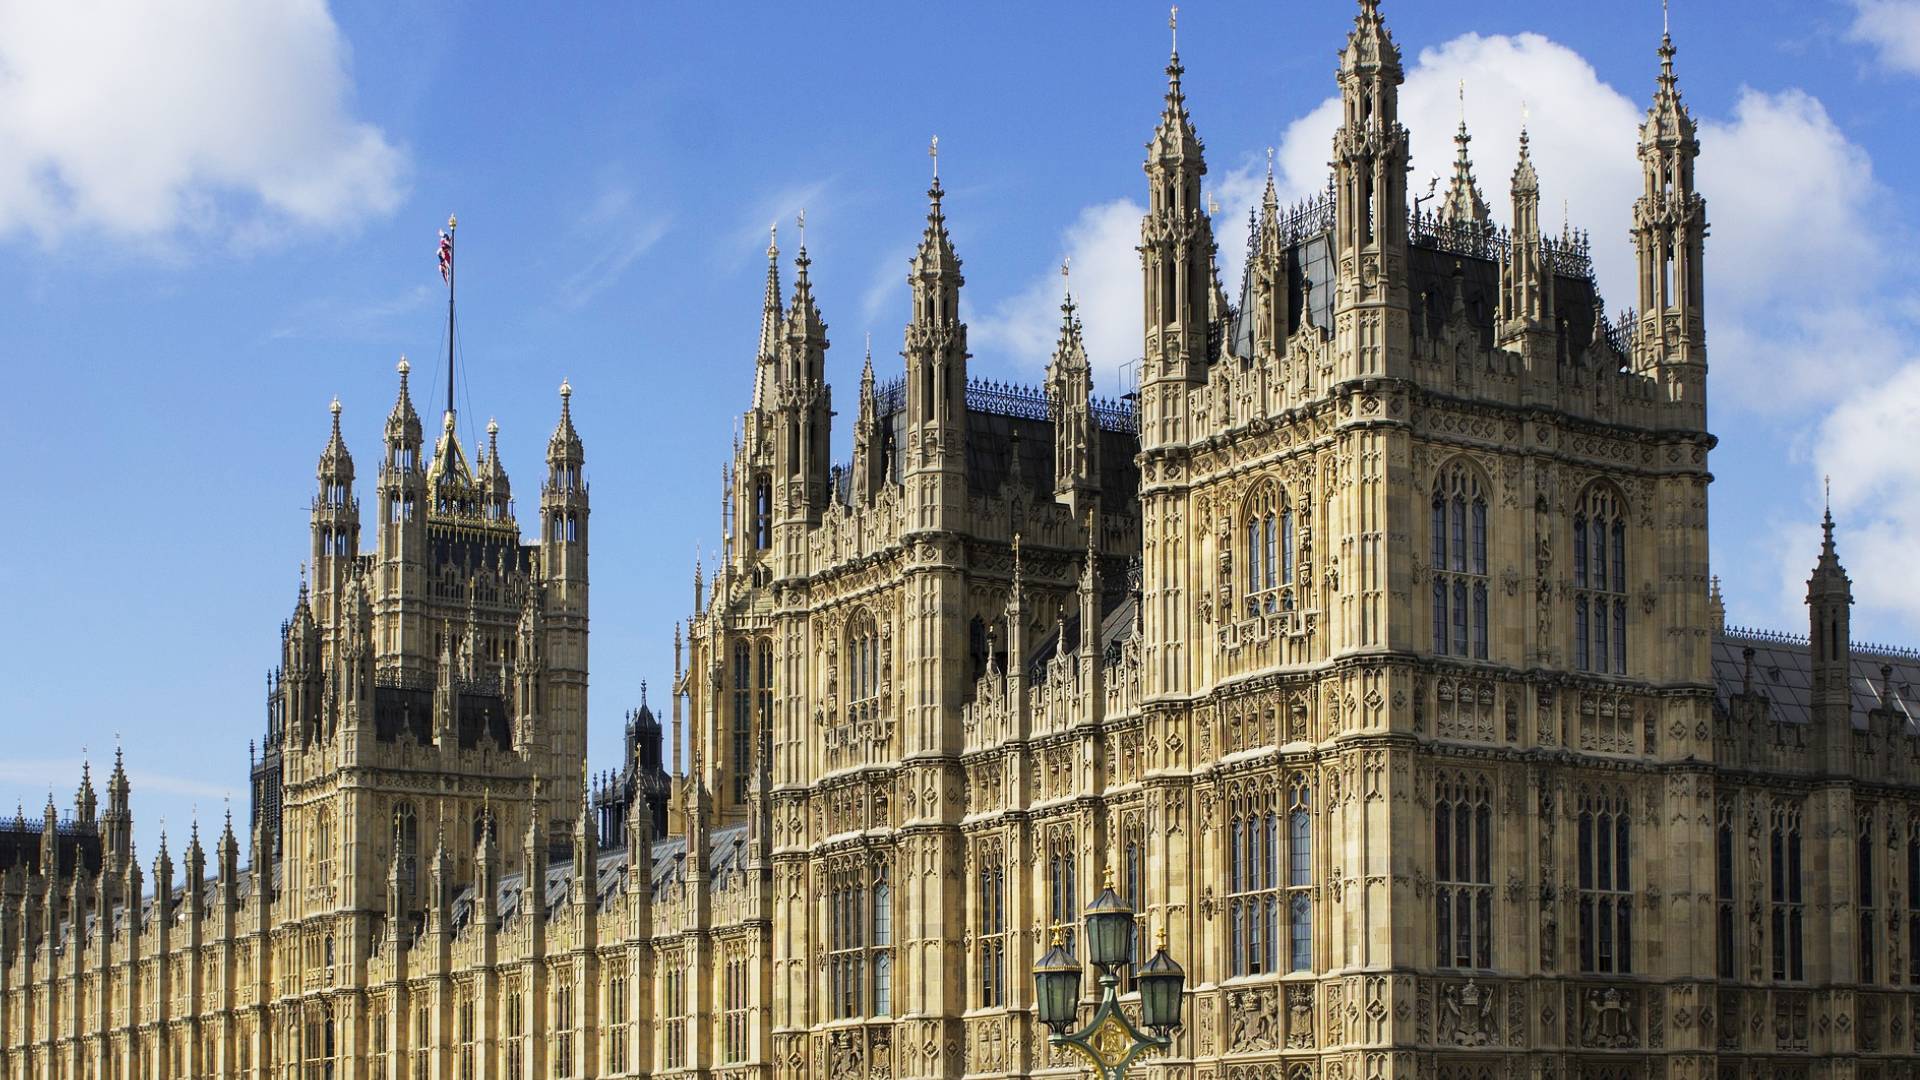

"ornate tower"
[1807,507,1854,732]
[311,397,359,629]
[541,379,590,786]
[376,359,428,682]
[1498,128,1558,388]
[1632,27,1708,420]
[1045,286,1100,520]
[773,240,832,565]
[1137,16,1212,699]
[902,167,968,535]
[1332,0,1411,383]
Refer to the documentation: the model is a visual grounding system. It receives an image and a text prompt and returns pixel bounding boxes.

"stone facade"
[6,4,1920,1080]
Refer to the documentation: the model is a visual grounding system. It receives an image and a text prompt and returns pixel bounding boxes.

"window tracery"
[1431,463,1489,659]
[1573,485,1628,674]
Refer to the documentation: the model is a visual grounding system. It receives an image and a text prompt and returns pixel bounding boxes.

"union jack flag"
[438,229,453,284]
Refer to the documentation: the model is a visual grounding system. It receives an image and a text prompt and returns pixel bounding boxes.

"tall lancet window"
[1243,480,1295,617]
[1431,463,1490,659]
[1578,787,1633,974]
[732,642,752,803]
[1770,801,1805,981]
[1858,808,1878,983]
[1572,486,1628,674]
[1434,774,1494,969]
[752,474,772,550]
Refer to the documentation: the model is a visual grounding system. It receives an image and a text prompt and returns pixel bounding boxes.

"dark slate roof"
[1713,628,1920,730]
[445,824,751,930]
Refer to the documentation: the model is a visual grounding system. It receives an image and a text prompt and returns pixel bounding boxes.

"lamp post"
[1032,868,1186,1080]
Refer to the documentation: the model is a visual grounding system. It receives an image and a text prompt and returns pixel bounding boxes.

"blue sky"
[3,0,1918,866]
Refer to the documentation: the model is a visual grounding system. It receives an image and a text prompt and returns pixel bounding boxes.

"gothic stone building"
[6,4,1920,1080]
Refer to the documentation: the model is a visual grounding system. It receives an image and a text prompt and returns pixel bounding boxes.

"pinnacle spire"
[758,223,784,362]
[1150,7,1203,167]
[386,357,423,447]
[1439,84,1490,229]
[547,378,582,463]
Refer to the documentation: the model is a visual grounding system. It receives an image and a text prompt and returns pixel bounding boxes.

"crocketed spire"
[758,224,784,362]
[911,175,962,291]
[385,357,423,448]
[1342,0,1403,80]
[1439,94,1490,229]
[1511,126,1539,198]
[1148,7,1203,168]
[318,396,353,481]
[547,379,583,465]
[786,243,826,345]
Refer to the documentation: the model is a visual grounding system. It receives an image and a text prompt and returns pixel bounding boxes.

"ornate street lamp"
[1031,868,1186,1080]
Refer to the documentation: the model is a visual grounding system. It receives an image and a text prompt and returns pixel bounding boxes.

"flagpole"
[445,214,457,422]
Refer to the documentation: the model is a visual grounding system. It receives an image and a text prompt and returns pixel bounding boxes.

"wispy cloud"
[268,283,432,342]
[1847,0,1920,75]
[556,183,670,311]
[732,178,835,266]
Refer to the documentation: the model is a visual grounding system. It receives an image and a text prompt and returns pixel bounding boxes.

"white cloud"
[1807,360,1920,632]
[0,0,405,245]
[971,199,1145,395]
[1848,0,1920,75]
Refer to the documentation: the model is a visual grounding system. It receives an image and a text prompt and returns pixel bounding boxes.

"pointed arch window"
[976,844,1007,1007]
[732,642,752,804]
[847,614,881,739]
[314,809,334,895]
[1434,775,1494,969]
[1577,787,1633,974]
[1907,818,1920,983]
[1228,778,1313,975]
[1047,827,1080,950]
[393,803,418,912]
[1573,486,1628,674]
[1770,801,1805,981]
[1242,481,1295,617]
[1858,808,1877,983]
[752,474,772,551]
[1716,798,1736,978]
[1431,464,1490,659]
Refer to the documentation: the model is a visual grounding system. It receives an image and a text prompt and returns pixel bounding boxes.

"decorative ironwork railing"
[1725,624,1920,662]
[873,376,1136,434]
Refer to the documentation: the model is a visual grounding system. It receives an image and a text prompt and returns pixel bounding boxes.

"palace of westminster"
[7,3,1920,1079]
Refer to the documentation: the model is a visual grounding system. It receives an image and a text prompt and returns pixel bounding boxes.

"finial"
[865,331,872,360]
[487,417,499,437]
[929,135,939,180]
[329,395,342,420]
[1458,78,1465,121]
[1824,474,1831,514]
[559,378,572,402]
[1169,5,1179,54]
[447,213,457,231]
[1103,863,1116,890]
[1663,0,1670,36]
[641,679,648,707]
[1051,927,1067,947]
[767,221,778,258]
[1206,191,1220,215]
[796,209,806,250]
[1155,923,1169,950]
[397,356,410,378]
[1266,146,1275,179]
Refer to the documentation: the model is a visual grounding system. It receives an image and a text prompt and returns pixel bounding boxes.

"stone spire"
[1148,7,1203,170]
[1499,126,1552,340]
[1632,17,1707,416]
[1045,276,1100,518]
[1808,498,1856,741]
[1439,86,1490,229]
[1331,0,1411,380]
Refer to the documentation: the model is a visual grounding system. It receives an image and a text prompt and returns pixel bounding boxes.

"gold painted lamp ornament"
[1032,870,1185,1080]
